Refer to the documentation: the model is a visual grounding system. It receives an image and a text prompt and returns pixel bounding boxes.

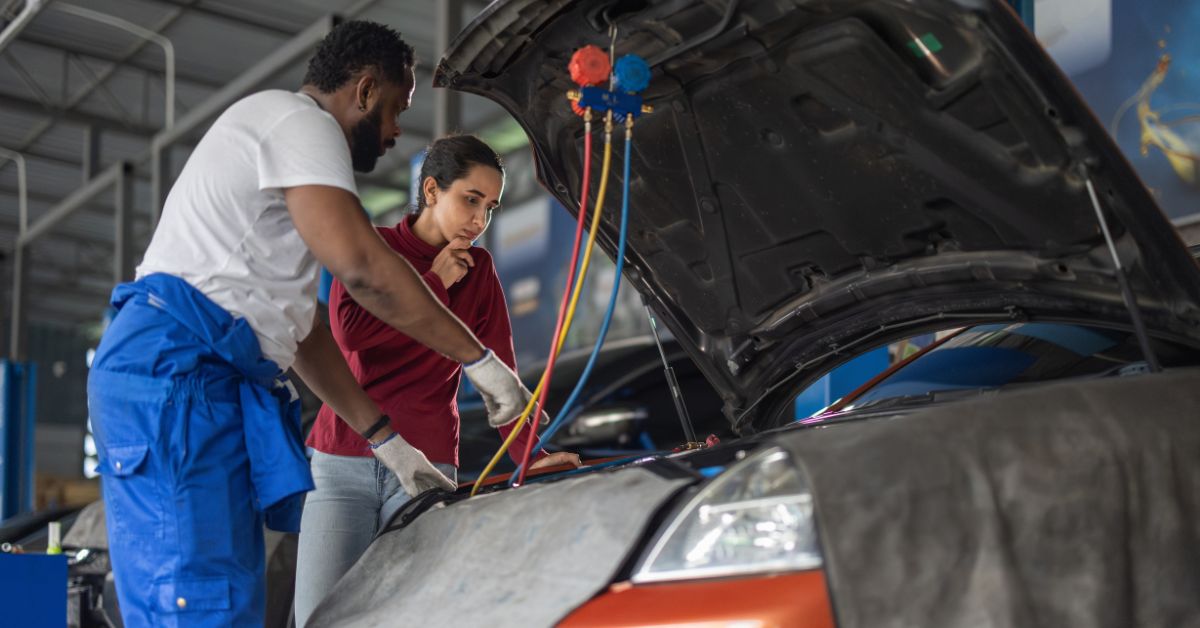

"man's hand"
[430,237,474,289]
[530,452,582,470]
[372,433,457,496]
[463,349,535,427]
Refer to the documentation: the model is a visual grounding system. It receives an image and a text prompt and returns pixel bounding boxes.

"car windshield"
[841,322,1196,410]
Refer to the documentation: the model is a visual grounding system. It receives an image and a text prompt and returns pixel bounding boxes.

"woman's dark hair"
[303,20,415,93]
[416,135,505,212]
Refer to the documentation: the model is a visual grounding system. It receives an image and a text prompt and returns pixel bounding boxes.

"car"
[302,1,1200,626]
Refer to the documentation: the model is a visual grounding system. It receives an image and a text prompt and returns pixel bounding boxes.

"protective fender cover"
[779,369,1200,628]
[307,467,689,627]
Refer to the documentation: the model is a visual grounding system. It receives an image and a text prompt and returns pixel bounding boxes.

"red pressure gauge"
[569,45,610,87]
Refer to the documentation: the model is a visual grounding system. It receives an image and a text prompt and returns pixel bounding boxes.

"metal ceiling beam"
[24,273,112,299]
[433,0,463,138]
[356,173,407,189]
[65,54,138,130]
[12,35,222,90]
[1,1,25,16]
[0,276,112,298]
[398,126,434,145]
[4,50,53,108]
[387,106,514,177]
[0,148,26,233]
[0,298,101,325]
[151,13,337,218]
[25,304,103,323]
[7,145,86,172]
[113,155,133,281]
[345,0,385,18]
[9,161,129,359]
[151,14,336,151]
[28,231,125,257]
[15,293,108,317]
[0,0,44,56]
[0,0,197,174]
[82,125,100,182]
[0,184,76,207]
[0,91,158,136]
[18,161,127,247]
[0,220,128,253]
[4,2,396,339]
[146,0,299,37]
[4,2,406,341]
[17,133,195,173]
[8,233,26,357]
[27,255,115,280]
[52,3,176,128]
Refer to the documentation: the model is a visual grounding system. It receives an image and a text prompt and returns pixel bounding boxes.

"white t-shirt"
[138,90,357,369]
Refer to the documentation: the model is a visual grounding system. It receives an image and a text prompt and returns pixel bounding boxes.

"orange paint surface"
[558,570,835,628]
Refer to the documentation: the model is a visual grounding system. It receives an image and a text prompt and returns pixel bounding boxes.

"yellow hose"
[470,117,616,496]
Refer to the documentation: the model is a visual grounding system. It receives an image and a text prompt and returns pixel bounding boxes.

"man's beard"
[349,104,386,173]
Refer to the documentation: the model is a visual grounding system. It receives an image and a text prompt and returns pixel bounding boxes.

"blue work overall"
[87,273,314,627]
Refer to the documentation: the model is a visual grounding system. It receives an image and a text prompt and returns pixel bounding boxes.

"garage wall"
[27,322,92,480]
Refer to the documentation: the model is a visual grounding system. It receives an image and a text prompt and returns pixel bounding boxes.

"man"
[87,21,533,626]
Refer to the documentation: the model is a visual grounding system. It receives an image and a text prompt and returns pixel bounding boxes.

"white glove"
[372,434,457,496]
[462,349,549,427]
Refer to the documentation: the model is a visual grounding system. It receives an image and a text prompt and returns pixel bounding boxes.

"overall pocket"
[153,576,231,613]
[97,442,165,540]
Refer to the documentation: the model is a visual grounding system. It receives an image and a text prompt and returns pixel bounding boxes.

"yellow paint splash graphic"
[1113,53,1200,186]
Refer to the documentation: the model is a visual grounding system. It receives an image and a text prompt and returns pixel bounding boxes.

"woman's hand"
[530,451,583,470]
[430,237,475,289]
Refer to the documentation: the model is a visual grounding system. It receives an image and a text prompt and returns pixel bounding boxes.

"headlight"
[632,447,822,583]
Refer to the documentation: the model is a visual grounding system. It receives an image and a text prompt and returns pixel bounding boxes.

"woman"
[294,135,580,625]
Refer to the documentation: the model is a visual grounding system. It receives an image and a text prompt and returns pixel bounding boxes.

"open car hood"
[435,0,1200,432]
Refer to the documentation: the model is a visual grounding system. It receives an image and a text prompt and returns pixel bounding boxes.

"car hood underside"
[436,0,1200,430]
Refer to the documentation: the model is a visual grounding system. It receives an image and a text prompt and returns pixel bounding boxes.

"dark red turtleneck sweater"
[306,214,543,467]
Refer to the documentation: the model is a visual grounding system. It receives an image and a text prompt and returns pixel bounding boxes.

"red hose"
[515,117,595,485]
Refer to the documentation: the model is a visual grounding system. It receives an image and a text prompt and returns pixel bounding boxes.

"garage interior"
[0,0,1197,626]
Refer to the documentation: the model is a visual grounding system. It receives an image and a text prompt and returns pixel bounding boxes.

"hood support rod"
[643,296,699,444]
[1083,175,1162,373]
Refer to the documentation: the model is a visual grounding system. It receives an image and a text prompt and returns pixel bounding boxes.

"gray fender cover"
[307,467,690,627]
[781,367,1200,628]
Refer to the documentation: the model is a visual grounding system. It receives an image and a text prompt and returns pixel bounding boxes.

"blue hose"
[512,130,633,484]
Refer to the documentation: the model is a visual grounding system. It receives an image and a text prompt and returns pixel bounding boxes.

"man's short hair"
[303,20,416,93]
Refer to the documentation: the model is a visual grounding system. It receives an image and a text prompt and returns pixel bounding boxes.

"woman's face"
[423,164,503,246]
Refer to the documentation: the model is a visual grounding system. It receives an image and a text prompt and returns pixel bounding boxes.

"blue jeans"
[293,450,457,627]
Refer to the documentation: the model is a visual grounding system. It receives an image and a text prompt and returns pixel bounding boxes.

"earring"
[358,103,366,112]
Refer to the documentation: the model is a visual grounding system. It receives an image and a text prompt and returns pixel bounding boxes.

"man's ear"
[354,72,379,112]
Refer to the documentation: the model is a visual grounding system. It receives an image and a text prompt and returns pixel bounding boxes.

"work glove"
[372,434,457,496]
[462,349,549,427]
